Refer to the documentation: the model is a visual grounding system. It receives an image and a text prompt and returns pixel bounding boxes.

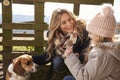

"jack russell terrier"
[5,54,39,80]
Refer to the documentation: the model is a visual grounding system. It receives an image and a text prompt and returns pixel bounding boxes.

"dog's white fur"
[6,54,39,80]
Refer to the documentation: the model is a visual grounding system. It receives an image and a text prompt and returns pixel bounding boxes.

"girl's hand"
[64,46,73,57]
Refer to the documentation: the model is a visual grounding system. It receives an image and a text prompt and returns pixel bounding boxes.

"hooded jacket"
[65,42,120,80]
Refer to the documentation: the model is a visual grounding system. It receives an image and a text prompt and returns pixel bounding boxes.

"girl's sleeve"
[64,53,97,80]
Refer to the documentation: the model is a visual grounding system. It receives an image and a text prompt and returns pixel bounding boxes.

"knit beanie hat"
[86,4,116,38]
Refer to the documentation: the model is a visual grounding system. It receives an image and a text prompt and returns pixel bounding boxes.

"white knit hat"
[86,4,116,38]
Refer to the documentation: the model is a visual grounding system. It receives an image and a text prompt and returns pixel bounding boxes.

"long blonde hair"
[46,8,86,59]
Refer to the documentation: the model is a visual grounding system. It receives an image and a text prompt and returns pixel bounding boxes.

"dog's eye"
[26,61,31,65]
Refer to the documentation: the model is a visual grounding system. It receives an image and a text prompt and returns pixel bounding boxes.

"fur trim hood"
[97,42,120,61]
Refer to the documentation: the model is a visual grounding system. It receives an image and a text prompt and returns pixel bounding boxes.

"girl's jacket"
[65,42,120,80]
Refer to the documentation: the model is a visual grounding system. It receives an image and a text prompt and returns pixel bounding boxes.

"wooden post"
[2,0,12,52]
[73,4,80,16]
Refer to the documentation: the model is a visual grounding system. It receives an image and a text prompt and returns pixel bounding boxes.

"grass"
[13,46,34,52]
[0,46,34,52]
[0,55,2,61]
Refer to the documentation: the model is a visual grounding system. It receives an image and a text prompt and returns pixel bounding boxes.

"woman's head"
[46,9,78,58]
[49,8,76,34]
[87,4,116,43]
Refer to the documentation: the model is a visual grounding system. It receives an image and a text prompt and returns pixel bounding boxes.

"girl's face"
[60,13,75,34]
[88,32,99,42]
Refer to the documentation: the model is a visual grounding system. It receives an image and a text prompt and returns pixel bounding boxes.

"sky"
[0,0,120,24]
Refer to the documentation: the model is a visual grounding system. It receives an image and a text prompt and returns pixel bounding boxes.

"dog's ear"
[13,57,25,76]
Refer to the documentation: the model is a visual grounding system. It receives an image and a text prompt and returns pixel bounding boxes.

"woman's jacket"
[32,21,90,65]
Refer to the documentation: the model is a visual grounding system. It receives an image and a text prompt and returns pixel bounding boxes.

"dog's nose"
[35,64,40,70]
[31,63,40,72]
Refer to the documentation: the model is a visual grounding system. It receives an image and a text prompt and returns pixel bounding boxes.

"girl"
[63,4,120,80]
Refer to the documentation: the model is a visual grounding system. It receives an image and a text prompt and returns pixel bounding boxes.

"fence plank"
[2,0,113,4]
[2,23,48,30]
[2,40,47,46]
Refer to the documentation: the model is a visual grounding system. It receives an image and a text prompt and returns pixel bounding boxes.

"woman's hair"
[46,8,86,59]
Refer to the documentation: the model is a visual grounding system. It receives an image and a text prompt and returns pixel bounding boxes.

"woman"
[63,4,120,80]
[32,8,90,80]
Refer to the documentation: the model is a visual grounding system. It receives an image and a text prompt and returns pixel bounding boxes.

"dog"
[5,54,39,80]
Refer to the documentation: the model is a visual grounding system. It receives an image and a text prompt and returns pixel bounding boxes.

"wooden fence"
[0,0,114,80]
